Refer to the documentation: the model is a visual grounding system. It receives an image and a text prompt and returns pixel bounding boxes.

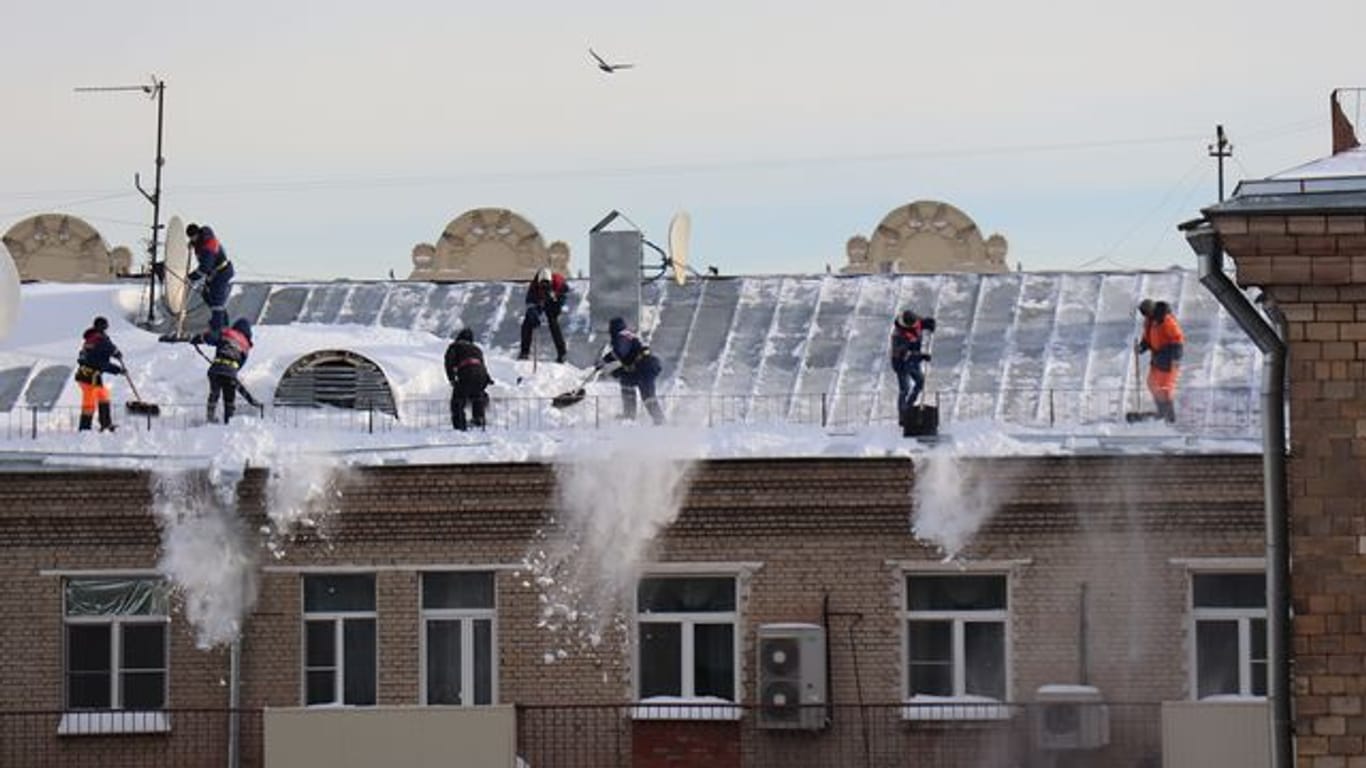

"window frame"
[300,575,378,707]
[900,570,1012,704]
[418,571,498,706]
[633,574,740,704]
[62,577,170,713]
[1188,570,1267,700]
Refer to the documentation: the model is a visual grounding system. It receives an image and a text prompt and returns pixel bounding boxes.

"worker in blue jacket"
[889,309,936,419]
[186,223,235,333]
[599,316,664,425]
[191,318,255,424]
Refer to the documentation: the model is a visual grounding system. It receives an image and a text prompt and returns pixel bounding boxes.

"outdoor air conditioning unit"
[1033,684,1110,751]
[756,623,827,730]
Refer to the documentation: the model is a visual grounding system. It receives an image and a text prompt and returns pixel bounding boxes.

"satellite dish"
[668,211,691,287]
[163,215,192,316]
[0,243,19,342]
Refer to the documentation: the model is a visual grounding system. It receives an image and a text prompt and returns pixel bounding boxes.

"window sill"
[901,696,1012,722]
[630,697,742,721]
[58,711,170,736]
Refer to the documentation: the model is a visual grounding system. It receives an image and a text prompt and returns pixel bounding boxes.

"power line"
[0,130,1218,203]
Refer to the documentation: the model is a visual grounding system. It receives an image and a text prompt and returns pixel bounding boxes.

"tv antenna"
[75,74,166,325]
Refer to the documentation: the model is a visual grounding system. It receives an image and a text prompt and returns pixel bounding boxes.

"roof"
[1206,147,1366,216]
[0,271,1264,463]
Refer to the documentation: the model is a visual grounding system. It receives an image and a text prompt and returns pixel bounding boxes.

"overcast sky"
[1,0,1362,280]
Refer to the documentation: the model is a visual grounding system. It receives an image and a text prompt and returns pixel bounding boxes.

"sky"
[1,0,1363,281]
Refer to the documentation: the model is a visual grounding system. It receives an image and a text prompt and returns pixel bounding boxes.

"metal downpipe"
[1189,224,1292,768]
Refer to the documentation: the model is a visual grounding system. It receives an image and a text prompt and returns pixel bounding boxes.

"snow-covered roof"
[0,271,1264,466]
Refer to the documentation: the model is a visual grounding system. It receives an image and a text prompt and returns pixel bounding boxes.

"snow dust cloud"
[151,470,259,650]
[910,423,1034,559]
[149,428,346,649]
[521,426,703,662]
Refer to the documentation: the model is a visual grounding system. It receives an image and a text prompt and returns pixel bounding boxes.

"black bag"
[901,404,939,438]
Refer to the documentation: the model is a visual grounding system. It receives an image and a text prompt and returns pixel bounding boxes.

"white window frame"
[419,573,498,706]
[62,579,170,712]
[1188,570,1267,700]
[633,574,740,705]
[301,577,377,707]
[900,569,1012,717]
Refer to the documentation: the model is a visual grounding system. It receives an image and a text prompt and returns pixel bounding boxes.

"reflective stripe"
[213,358,240,369]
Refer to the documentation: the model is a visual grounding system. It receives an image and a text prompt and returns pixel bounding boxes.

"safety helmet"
[92,316,109,332]
[534,267,552,283]
[231,317,253,341]
[457,328,474,342]
[896,309,918,329]
[608,316,626,335]
[185,223,201,239]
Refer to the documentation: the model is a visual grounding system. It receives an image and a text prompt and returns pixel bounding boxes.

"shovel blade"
[127,401,161,417]
[551,389,586,408]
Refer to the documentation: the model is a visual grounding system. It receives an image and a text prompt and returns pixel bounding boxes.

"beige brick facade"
[1211,209,1366,767]
[0,456,1264,766]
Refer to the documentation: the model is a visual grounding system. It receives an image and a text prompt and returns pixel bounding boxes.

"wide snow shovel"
[902,333,938,438]
[552,366,604,409]
[122,369,161,417]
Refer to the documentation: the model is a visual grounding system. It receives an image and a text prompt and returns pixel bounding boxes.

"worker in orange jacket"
[1136,299,1184,423]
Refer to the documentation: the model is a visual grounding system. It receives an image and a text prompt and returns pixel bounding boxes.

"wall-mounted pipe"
[1185,221,1291,768]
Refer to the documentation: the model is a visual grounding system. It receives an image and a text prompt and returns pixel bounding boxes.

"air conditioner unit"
[756,623,827,730]
[1033,684,1110,751]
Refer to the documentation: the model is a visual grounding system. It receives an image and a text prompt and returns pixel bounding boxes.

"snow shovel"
[902,333,938,438]
[1124,347,1159,423]
[122,368,161,417]
[551,365,605,409]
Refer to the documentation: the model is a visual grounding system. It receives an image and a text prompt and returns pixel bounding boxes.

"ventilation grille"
[273,350,398,418]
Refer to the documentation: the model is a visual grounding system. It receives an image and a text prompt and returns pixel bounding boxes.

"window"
[1192,572,1266,699]
[636,576,737,701]
[421,572,496,706]
[903,574,1008,701]
[303,574,376,706]
[64,578,169,712]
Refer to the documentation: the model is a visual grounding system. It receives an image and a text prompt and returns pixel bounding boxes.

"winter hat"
[608,316,626,335]
[896,309,918,329]
[185,223,201,239]
[1138,299,1154,317]
[231,317,253,341]
[92,316,109,332]
[456,328,474,342]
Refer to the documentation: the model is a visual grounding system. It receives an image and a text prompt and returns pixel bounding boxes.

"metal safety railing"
[0,702,1169,768]
[0,386,1261,441]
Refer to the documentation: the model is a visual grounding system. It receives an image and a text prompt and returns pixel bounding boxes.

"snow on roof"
[1272,146,1366,180]
[0,273,1263,468]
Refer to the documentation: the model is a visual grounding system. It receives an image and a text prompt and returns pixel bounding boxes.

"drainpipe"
[228,636,241,768]
[1184,222,1291,768]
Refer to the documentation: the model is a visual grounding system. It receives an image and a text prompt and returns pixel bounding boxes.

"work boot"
[223,404,235,424]
[97,402,116,432]
[644,397,665,426]
[619,388,637,420]
[206,402,218,424]
[78,413,94,432]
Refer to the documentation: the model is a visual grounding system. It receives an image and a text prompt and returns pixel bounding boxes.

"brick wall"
[0,455,1264,766]
[1214,209,1366,766]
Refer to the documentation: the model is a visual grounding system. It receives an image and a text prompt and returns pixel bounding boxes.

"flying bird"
[589,48,634,74]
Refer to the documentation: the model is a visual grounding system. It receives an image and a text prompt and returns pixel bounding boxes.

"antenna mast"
[1208,125,1233,203]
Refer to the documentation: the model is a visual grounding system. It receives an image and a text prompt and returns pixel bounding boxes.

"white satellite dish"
[163,215,193,318]
[0,243,20,342]
[668,211,691,287]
